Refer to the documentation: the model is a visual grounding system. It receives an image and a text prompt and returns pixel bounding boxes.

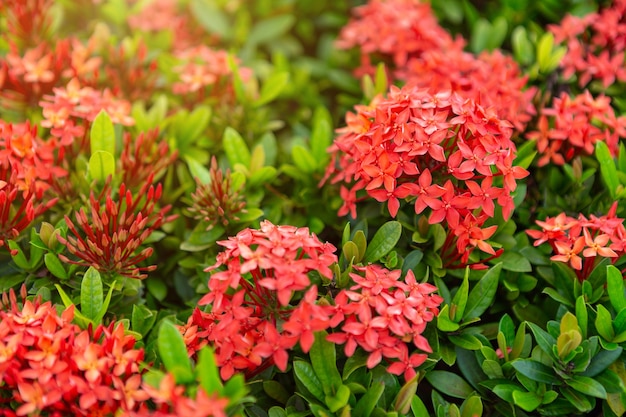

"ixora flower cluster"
[0,290,228,417]
[527,202,626,280]
[181,220,443,381]
[325,86,528,268]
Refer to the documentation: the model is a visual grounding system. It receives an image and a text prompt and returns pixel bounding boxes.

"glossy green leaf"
[158,320,194,384]
[310,331,342,396]
[292,145,317,174]
[264,381,290,405]
[451,269,470,322]
[197,346,223,394]
[581,347,623,377]
[463,262,501,320]
[255,72,290,107]
[527,322,559,362]
[596,141,618,199]
[606,265,626,312]
[425,371,474,399]
[560,386,594,413]
[80,267,103,322]
[89,151,115,182]
[131,304,157,337]
[363,221,402,263]
[44,252,68,280]
[575,296,588,339]
[411,395,429,417]
[566,375,607,399]
[184,156,211,184]
[512,390,542,412]
[353,381,384,417]
[511,360,559,384]
[294,361,325,402]
[596,304,615,341]
[310,108,332,167]
[449,333,482,350]
[460,396,483,417]
[437,304,460,332]
[90,110,115,156]
[223,127,250,168]
[325,384,350,413]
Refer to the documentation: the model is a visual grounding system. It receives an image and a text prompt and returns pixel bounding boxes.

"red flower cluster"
[120,129,178,190]
[0,121,64,254]
[182,220,337,379]
[526,202,626,280]
[327,265,442,380]
[57,178,177,279]
[336,0,462,77]
[527,91,626,166]
[337,0,536,133]
[326,85,528,267]
[549,0,626,87]
[0,290,229,417]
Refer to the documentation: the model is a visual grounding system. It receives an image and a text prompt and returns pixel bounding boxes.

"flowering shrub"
[1,0,626,416]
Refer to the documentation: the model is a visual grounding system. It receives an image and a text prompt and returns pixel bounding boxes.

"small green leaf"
[158,320,194,384]
[463,263,501,320]
[527,322,559,362]
[411,395,429,417]
[89,151,116,182]
[190,0,231,39]
[264,381,290,405]
[566,375,607,399]
[44,253,68,280]
[90,110,115,155]
[512,390,542,412]
[325,384,350,413]
[294,361,325,402]
[223,127,250,168]
[8,241,29,270]
[310,107,332,167]
[606,265,626,312]
[425,371,474,399]
[81,267,103,322]
[581,347,623,377]
[255,72,290,107]
[499,251,532,272]
[184,156,211,184]
[363,221,402,263]
[460,396,483,417]
[437,304,460,332]
[248,15,295,45]
[197,346,223,394]
[451,270,470,322]
[511,360,559,384]
[575,296,588,339]
[353,381,384,417]
[596,305,616,341]
[310,331,342,396]
[131,304,157,337]
[292,145,317,174]
[596,141,618,199]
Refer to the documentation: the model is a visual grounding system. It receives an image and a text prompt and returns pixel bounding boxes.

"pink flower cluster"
[328,265,442,380]
[526,202,626,280]
[326,86,528,267]
[549,0,626,87]
[527,91,626,166]
[182,220,337,379]
[0,290,229,417]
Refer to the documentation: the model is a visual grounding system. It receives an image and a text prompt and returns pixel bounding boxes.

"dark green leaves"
[363,221,401,263]
[464,262,501,320]
[158,320,194,384]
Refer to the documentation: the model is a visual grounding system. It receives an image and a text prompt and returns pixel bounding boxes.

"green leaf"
[537,32,555,73]
[411,395,429,417]
[184,156,211,184]
[566,375,607,399]
[512,390,542,412]
[425,371,474,399]
[353,381,384,417]
[451,270,470,322]
[512,26,534,65]
[223,127,250,168]
[310,331,342,396]
[310,107,332,167]
[596,141,618,199]
[437,304,460,332]
[575,296,588,339]
[560,386,594,413]
[294,361,325,402]
[44,253,68,280]
[54,284,92,328]
[527,322,559,362]
[292,145,317,174]
[90,110,115,156]
[325,384,350,413]
[596,305,616,341]
[197,347,223,394]
[363,221,402,263]
[606,265,626,312]
[190,0,231,39]
[89,151,116,182]
[158,320,194,384]
[463,263,501,320]
[264,381,290,405]
[449,333,482,350]
[460,396,483,417]
[255,72,290,107]
[511,360,559,384]
[581,347,623,377]
[248,15,295,45]
[131,304,157,337]
[499,251,532,272]
[80,267,103,322]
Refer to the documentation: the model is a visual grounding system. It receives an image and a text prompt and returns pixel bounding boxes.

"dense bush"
[1,0,626,416]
